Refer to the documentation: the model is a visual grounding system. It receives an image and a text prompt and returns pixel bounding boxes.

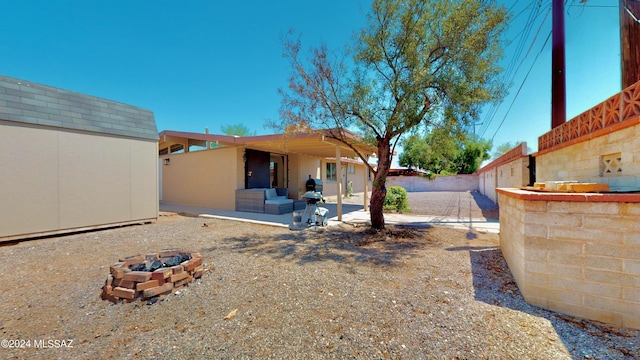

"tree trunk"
[370,138,392,230]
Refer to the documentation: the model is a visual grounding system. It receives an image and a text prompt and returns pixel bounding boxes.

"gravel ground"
[405,191,500,220]
[0,209,638,359]
[325,190,499,220]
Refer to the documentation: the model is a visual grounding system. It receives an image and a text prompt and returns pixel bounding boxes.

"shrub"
[383,186,409,212]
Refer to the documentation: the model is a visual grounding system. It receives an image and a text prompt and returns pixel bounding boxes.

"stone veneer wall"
[497,188,640,329]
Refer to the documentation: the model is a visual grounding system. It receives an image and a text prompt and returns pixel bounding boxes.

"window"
[326,163,337,181]
[348,164,355,174]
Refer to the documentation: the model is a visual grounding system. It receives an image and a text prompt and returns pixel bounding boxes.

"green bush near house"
[383,186,409,212]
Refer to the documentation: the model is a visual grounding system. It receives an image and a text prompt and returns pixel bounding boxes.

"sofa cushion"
[264,198,293,205]
[265,188,278,200]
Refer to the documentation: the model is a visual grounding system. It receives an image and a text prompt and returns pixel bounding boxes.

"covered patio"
[158,129,377,221]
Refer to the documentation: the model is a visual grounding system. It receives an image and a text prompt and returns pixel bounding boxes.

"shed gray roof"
[0,74,158,141]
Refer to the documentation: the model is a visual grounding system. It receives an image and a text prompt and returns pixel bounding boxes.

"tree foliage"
[455,137,492,174]
[220,123,256,137]
[383,186,409,212]
[400,131,491,175]
[276,0,508,229]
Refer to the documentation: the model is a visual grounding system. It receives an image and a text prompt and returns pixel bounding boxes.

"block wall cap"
[497,188,640,203]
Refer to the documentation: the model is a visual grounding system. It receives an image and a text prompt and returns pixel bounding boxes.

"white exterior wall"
[386,174,479,192]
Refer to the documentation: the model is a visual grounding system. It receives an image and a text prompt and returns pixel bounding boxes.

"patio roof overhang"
[158,129,377,160]
[159,129,377,221]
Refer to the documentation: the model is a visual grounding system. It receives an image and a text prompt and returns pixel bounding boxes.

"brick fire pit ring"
[101,249,203,303]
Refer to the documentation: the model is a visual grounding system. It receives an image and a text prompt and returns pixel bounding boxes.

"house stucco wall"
[320,159,372,198]
[296,154,322,198]
[159,147,241,210]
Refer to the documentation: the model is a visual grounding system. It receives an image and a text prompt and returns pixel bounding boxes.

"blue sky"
[0,0,623,163]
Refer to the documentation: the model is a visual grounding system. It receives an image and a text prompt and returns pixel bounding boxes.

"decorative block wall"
[497,188,640,330]
[536,80,640,190]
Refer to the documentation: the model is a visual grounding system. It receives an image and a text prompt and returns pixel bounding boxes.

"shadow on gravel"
[464,246,640,360]
[206,225,435,268]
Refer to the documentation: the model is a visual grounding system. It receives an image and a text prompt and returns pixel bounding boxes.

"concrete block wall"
[477,142,530,203]
[536,123,640,190]
[479,168,497,203]
[497,157,530,188]
[478,157,530,203]
[536,80,640,189]
[497,189,640,330]
[386,174,479,192]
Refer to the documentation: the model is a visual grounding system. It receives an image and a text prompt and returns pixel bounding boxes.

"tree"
[399,129,459,174]
[220,123,256,136]
[400,131,491,175]
[454,137,492,174]
[276,0,508,230]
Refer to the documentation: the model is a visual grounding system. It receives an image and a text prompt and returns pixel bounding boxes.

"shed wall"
[0,122,158,240]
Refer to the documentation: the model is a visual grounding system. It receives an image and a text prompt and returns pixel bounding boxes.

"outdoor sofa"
[235,188,295,215]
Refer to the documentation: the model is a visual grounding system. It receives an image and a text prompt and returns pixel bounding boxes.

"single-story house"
[158,129,376,219]
[0,74,158,242]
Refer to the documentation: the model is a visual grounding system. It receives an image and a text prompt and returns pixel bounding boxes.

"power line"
[480,2,551,138]
[490,31,552,142]
[478,1,546,137]
[482,0,621,142]
[622,1,640,24]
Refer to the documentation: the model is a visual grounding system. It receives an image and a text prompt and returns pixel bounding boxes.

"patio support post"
[363,158,368,212]
[336,145,343,220]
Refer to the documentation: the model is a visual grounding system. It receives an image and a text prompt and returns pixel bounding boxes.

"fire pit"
[100,249,203,303]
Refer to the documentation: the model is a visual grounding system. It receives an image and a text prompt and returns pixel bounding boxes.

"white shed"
[0,75,158,241]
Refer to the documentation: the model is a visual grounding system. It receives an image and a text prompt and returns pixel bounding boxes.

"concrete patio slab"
[159,202,500,233]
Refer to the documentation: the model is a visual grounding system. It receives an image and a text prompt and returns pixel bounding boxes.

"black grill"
[305,176,323,193]
[302,191,323,204]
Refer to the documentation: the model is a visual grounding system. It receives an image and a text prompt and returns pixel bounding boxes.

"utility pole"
[551,0,566,129]
[620,0,640,88]
[472,122,482,140]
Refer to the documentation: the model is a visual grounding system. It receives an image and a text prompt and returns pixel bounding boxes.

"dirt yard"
[0,211,637,359]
